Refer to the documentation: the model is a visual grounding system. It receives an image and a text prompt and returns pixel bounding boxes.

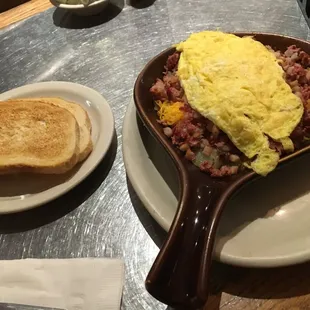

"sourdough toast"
[11,97,93,162]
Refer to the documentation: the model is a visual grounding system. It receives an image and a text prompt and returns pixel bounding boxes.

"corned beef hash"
[150,31,310,177]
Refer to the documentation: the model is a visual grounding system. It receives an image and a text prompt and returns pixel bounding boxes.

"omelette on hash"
[150,31,310,177]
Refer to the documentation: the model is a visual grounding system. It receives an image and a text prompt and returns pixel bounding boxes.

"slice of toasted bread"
[12,98,93,162]
[0,100,80,174]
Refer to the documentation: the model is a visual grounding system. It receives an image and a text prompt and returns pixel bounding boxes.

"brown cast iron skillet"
[134,33,310,309]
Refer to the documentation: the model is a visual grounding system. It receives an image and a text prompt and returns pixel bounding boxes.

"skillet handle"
[145,174,229,309]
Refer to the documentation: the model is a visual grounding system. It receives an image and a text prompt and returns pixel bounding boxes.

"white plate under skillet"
[0,81,114,214]
[123,101,310,268]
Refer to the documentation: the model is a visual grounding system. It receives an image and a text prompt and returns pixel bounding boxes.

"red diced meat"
[165,53,180,71]
[150,79,168,100]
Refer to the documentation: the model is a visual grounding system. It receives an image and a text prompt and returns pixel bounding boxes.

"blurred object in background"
[0,0,29,13]
[297,0,310,28]
[128,0,156,9]
[0,0,52,30]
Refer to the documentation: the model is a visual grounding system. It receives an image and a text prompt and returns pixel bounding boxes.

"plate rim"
[50,0,107,9]
[0,81,114,214]
[123,100,310,268]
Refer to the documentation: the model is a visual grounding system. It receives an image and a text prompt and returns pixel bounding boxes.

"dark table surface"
[1,0,310,309]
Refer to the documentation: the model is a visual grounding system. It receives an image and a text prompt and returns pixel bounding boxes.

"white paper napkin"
[0,258,124,310]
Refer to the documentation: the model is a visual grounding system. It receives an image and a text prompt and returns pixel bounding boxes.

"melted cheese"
[156,101,184,125]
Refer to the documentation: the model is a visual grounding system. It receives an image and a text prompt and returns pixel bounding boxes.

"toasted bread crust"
[0,100,80,174]
[78,103,93,161]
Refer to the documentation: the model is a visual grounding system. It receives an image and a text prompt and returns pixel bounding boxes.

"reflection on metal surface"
[0,0,309,309]
[275,209,287,217]
[297,0,310,28]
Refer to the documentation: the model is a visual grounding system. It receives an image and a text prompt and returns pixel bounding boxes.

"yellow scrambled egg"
[176,31,304,176]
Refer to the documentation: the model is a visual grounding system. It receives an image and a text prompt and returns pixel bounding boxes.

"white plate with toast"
[0,81,114,213]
